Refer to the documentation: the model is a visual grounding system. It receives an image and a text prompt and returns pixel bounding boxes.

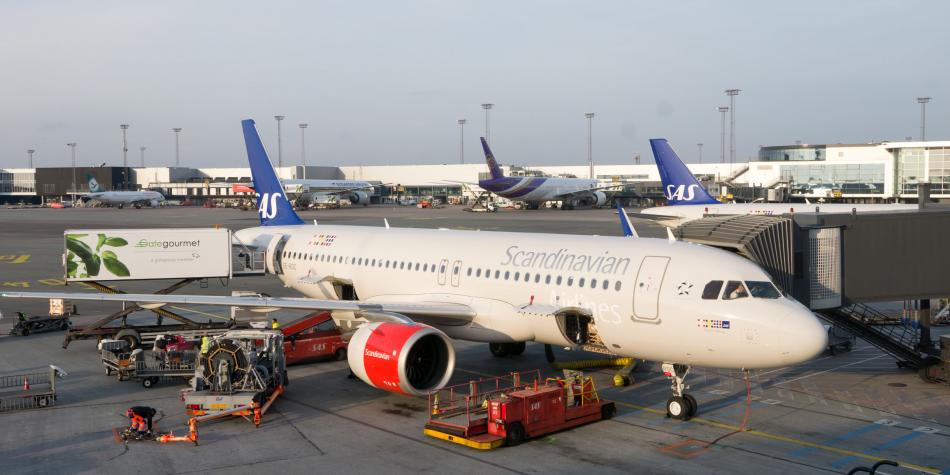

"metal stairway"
[816,304,930,369]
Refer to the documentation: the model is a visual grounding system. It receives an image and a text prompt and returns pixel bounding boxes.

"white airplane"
[641,139,918,226]
[282,179,375,207]
[464,138,615,210]
[0,120,829,421]
[84,174,165,209]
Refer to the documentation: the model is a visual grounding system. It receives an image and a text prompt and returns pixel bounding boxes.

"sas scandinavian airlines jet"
[0,120,829,421]
[640,139,918,226]
[471,138,614,209]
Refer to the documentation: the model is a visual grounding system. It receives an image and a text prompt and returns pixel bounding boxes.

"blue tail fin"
[480,138,504,180]
[241,119,304,226]
[650,138,720,205]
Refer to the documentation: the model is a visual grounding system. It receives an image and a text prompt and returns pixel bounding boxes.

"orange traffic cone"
[23,376,30,391]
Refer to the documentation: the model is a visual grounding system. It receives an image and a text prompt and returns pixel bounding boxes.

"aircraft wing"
[317,184,378,195]
[442,180,479,186]
[0,291,476,324]
[551,184,622,200]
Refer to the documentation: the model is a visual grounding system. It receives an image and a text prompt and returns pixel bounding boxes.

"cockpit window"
[746,281,781,299]
[701,280,723,300]
[722,281,748,300]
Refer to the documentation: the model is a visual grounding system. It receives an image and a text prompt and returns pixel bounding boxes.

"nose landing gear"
[663,363,697,420]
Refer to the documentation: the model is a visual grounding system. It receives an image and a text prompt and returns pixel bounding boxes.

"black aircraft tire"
[489,342,509,357]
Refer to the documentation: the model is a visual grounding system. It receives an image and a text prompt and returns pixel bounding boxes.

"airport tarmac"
[0,205,948,475]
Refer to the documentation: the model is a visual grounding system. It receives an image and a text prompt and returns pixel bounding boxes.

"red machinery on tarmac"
[281,312,347,365]
[424,370,615,449]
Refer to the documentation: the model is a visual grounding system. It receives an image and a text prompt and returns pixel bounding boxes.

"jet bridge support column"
[919,299,934,353]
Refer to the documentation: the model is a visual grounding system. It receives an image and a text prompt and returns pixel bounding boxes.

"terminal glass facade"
[897,148,925,195]
[780,163,885,194]
[759,146,825,162]
[0,172,36,193]
[928,147,950,195]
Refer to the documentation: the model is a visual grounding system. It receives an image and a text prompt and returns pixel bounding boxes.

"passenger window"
[453,266,459,275]
[467,268,472,276]
[534,274,541,283]
[567,277,574,287]
[423,263,427,271]
[440,264,446,273]
[514,272,520,281]
[556,276,562,285]
[524,273,530,282]
[578,277,585,287]
[545,275,551,284]
[415,263,420,271]
[495,270,500,279]
[590,278,597,289]
[504,271,510,280]
[476,268,481,277]
[615,281,622,291]
[703,280,722,300]
[432,265,436,273]
[722,281,749,300]
[746,281,781,299]
[602,280,609,290]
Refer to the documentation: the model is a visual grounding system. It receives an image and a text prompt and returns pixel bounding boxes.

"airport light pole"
[140,146,146,167]
[481,104,493,145]
[67,142,77,200]
[172,128,182,166]
[585,112,595,179]
[120,124,129,169]
[457,119,466,164]
[299,123,308,180]
[718,106,729,163]
[697,143,703,163]
[917,97,931,141]
[274,115,285,171]
[725,89,740,165]
[27,149,35,168]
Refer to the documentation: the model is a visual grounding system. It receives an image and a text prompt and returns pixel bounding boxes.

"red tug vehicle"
[424,370,615,449]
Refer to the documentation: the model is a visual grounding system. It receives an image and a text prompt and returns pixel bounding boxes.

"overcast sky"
[2,0,948,169]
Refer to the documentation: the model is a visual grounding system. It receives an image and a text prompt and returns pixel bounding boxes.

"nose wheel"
[663,363,697,420]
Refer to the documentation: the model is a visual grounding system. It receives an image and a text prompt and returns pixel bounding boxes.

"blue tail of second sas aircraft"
[649,138,720,206]
[242,119,304,226]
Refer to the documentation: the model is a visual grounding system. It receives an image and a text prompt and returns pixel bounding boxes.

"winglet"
[650,138,720,206]
[480,137,504,180]
[616,204,638,238]
[241,119,304,226]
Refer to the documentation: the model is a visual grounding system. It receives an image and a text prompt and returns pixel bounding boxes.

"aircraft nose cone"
[783,309,828,364]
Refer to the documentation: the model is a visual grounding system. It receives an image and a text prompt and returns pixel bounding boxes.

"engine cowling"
[347,191,369,206]
[347,322,455,396]
[593,190,607,207]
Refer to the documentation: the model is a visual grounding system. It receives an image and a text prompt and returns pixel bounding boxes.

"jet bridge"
[674,204,950,370]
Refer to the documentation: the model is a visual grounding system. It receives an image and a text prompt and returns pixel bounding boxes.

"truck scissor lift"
[424,370,615,449]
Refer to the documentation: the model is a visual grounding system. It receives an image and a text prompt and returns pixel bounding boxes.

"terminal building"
[2,140,949,205]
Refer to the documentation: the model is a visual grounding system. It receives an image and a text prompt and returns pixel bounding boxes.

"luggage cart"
[9,312,71,336]
[101,341,135,381]
[826,324,856,355]
[135,351,197,388]
[0,365,68,412]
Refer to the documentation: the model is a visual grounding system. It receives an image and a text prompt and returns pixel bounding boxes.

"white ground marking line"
[773,354,889,386]
[756,345,881,377]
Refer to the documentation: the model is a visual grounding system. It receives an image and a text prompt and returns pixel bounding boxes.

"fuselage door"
[266,234,290,276]
[450,260,462,287]
[632,256,670,320]
[437,258,449,286]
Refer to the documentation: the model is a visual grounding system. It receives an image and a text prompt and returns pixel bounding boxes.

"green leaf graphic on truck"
[66,233,129,278]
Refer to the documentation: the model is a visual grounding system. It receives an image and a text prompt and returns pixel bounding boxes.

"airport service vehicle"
[183,329,286,423]
[9,312,70,336]
[83,174,165,209]
[466,138,614,210]
[640,139,918,226]
[282,312,348,365]
[0,365,67,412]
[1,119,829,421]
[425,370,614,449]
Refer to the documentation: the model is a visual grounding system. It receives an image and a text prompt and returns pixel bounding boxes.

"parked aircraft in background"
[639,139,918,226]
[0,120,829,421]
[83,174,165,209]
[464,138,614,209]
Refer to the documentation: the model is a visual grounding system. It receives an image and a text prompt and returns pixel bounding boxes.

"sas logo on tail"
[665,184,701,201]
[256,192,283,219]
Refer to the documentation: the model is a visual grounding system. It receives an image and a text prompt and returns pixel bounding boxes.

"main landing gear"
[489,342,526,357]
[663,363,697,420]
